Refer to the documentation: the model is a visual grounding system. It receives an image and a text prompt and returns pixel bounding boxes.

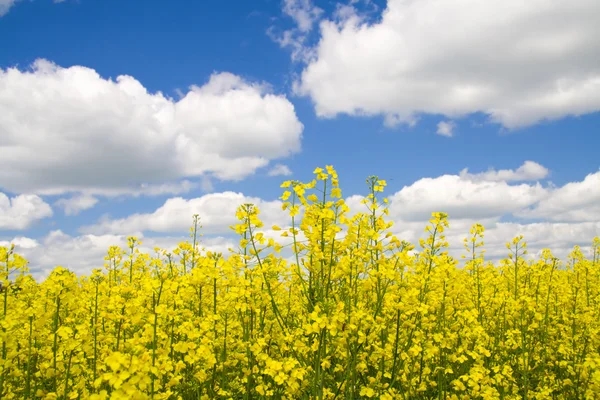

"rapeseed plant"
[0,166,599,399]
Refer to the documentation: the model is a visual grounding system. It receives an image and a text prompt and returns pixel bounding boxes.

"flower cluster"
[1,166,599,399]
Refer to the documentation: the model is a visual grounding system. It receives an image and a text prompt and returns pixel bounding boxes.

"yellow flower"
[359,387,376,397]
[0,165,597,400]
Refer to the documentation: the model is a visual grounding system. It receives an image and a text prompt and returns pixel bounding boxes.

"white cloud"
[381,163,597,260]
[268,0,323,62]
[389,219,600,262]
[4,218,596,281]
[481,221,600,255]
[199,176,214,193]
[0,236,39,249]
[81,192,289,236]
[268,163,293,177]
[0,0,65,17]
[380,162,553,253]
[0,193,53,230]
[283,0,323,32]
[436,121,455,137]
[518,170,600,222]
[295,0,600,128]
[55,194,98,216]
[460,160,550,182]
[3,163,600,279]
[96,180,200,198]
[2,231,236,280]
[0,0,17,16]
[0,60,303,196]
[389,175,548,222]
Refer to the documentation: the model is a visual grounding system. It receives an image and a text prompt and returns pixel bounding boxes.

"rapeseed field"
[1,167,599,399]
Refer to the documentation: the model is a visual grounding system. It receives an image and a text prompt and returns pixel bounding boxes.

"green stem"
[25,316,34,399]
[53,293,62,394]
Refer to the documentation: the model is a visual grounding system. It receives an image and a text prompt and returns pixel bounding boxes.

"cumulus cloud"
[283,0,323,32]
[268,0,323,62]
[0,236,38,249]
[268,164,293,177]
[518,170,600,222]
[0,60,303,196]
[0,193,53,230]
[388,219,600,262]
[81,192,289,236]
[479,221,600,256]
[4,217,596,281]
[80,161,558,246]
[48,180,202,215]
[436,121,455,137]
[0,0,17,16]
[0,0,65,17]
[295,0,600,128]
[3,162,600,279]
[376,162,597,260]
[55,194,98,216]
[97,180,200,198]
[460,161,550,182]
[382,169,597,261]
[1,231,236,280]
[388,175,548,222]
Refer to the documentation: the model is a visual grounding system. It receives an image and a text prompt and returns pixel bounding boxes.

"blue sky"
[1,0,599,278]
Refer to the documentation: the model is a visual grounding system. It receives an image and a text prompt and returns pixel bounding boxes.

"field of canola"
[1,166,600,400]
